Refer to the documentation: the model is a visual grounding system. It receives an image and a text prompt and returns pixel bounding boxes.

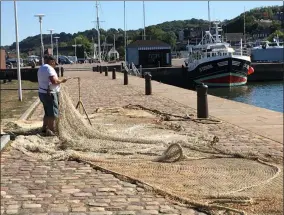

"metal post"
[54,37,60,64]
[47,29,54,55]
[112,68,116,79]
[145,73,152,95]
[60,67,64,77]
[196,83,208,118]
[97,65,99,72]
[139,65,142,76]
[105,66,108,76]
[14,0,22,101]
[124,70,128,85]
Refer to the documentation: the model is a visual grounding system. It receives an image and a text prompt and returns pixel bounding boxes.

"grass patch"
[1,80,38,120]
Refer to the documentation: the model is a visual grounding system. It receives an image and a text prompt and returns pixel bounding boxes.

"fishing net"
[8,85,283,215]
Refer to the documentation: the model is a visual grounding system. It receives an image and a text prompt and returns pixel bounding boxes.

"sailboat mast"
[96,1,101,62]
[143,1,146,40]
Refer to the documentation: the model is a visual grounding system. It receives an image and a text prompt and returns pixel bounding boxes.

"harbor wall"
[249,63,284,81]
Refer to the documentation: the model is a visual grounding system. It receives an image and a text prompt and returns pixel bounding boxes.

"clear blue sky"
[1,1,283,46]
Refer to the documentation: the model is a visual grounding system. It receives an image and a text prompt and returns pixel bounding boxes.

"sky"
[1,1,283,46]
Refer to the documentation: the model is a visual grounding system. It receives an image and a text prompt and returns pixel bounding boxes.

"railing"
[131,63,141,76]
[123,63,130,73]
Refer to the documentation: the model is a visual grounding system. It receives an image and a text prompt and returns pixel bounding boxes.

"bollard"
[92,67,95,72]
[97,65,99,72]
[112,68,116,79]
[145,73,152,95]
[196,83,208,118]
[124,70,128,85]
[105,67,108,76]
[61,67,64,77]
[3,79,6,84]
[121,62,123,72]
[100,65,102,74]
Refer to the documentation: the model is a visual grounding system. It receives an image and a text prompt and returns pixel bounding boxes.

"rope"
[123,104,222,124]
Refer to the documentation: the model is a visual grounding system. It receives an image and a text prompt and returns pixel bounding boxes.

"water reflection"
[207,81,283,113]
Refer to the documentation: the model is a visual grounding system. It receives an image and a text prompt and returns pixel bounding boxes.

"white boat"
[186,21,254,87]
[251,37,284,63]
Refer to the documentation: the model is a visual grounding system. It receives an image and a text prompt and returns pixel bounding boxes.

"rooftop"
[128,40,171,48]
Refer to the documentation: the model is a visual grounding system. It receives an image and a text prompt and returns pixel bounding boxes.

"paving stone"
[5,209,18,214]
[72,192,92,197]
[22,203,42,208]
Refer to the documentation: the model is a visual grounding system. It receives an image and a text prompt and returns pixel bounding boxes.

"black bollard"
[61,67,64,77]
[100,66,102,74]
[105,67,108,76]
[92,67,95,72]
[97,65,99,72]
[196,83,208,118]
[112,68,116,79]
[145,73,152,95]
[124,70,128,85]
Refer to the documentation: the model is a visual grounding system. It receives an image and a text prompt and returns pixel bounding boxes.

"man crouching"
[38,55,68,136]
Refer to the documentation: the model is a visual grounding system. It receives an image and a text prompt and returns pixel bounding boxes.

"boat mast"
[96,1,101,62]
[243,7,246,46]
[143,1,146,40]
[208,1,211,31]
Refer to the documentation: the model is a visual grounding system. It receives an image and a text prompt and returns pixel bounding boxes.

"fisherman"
[38,55,68,136]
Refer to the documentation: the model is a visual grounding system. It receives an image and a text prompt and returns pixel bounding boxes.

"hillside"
[2,5,283,58]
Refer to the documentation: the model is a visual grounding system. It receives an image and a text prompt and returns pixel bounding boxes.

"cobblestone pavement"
[1,149,206,215]
[3,70,282,215]
[31,71,283,164]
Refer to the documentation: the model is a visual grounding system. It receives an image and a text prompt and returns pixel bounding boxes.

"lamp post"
[54,36,60,64]
[72,37,82,63]
[34,14,45,65]
[14,0,22,101]
[47,29,54,55]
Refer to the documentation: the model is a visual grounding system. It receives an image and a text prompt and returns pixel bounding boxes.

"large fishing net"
[7,85,283,215]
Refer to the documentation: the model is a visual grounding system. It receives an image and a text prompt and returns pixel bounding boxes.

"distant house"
[178,30,184,41]
[252,29,272,40]
[273,12,284,21]
[126,40,172,68]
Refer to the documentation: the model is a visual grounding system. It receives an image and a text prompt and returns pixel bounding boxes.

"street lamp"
[47,29,54,55]
[34,14,45,65]
[14,0,22,101]
[72,37,82,63]
[54,36,60,64]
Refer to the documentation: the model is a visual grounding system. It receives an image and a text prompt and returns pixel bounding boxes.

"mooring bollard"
[112,68,116,79]
[61,67,64,77]
[97,65,99,72]
[100,65,102,74]
[145,73,152,95]
[121,62,123,72]
[92,67,95,72]
[105,67,108,76]
[124,70,128,85]
[196,83,208,118]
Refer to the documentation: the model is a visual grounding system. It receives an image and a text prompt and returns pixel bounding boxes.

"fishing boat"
[251,37,284,63]
[186,21,254,87]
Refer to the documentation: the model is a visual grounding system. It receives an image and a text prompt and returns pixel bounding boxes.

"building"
[127,40,172,68]
[274,12,284,21]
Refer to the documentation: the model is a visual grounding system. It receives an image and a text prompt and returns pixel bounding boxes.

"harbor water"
[207,81,283,113]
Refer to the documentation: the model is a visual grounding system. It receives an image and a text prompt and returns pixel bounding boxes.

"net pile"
[10,85,283,215]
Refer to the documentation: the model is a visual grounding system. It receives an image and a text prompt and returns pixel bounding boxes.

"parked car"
[6,60,13,69]
[7,58,24,67]
[58,56,74,65]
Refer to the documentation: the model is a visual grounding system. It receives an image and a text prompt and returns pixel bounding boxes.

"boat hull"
[187,57,251,87]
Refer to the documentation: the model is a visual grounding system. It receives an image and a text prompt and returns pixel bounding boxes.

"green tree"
[267,30,284,41]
